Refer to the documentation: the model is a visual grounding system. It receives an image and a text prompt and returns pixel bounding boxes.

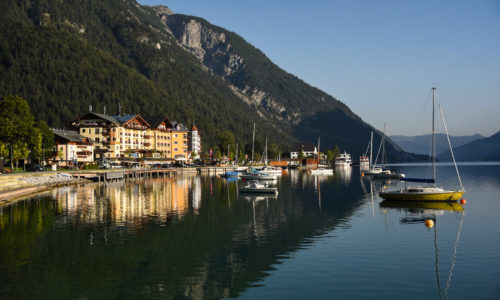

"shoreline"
[0,166,236,206]
[0,174,90,207]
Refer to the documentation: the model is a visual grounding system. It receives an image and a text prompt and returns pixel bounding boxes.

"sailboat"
[311,137,333,175]
[379,87,465,202]
[370,124,405,179]
[362,131,383,175]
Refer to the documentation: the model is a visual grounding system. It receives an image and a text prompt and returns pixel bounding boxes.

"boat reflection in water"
[380,200,465,299]
[334,166,352,185]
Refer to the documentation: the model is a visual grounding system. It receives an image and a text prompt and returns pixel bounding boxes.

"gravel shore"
[18,173,78,185]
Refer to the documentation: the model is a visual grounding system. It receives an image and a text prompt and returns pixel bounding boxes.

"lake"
[0,164,499,299]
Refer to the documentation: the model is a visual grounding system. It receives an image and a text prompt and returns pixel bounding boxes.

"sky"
[138,0,500,137]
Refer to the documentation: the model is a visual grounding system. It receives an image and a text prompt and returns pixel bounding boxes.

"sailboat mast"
[382,124,386,166]
[317,137,320,166]
[370,131,373,169]
[265,137,268,165]
[432,87,437,185]
[251,122,255,164]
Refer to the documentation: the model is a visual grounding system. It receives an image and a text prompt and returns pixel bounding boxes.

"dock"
[72,168,177,183]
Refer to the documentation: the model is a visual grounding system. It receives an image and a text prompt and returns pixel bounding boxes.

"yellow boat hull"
[380,200,464,211]
[379,190,464,202]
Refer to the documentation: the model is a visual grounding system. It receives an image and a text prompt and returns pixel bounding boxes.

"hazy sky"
[139,0,500,137]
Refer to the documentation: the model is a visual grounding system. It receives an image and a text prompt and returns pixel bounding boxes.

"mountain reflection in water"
[1,165,498,299]
[0,171,365,299]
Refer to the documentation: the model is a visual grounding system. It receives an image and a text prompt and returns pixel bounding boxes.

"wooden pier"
[72,168,176,183]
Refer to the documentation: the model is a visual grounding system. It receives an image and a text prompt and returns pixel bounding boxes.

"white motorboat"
[335,152,352,167]
[241,172,277,180]
[310,168,334,175]
[359,155,369,168]
[371,170,405,179]
[260,166,283,175]
[239,181,278,194]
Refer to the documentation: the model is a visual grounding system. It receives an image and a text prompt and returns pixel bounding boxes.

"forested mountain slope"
[0,0,420,160]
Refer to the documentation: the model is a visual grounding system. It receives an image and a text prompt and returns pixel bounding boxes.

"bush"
[83,164,99,170]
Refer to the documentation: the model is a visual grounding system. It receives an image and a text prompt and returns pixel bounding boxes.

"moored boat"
[310,168,334,175]
[221,171,239,178]
[260,166,283,175]
[359,156,369,168]
[239,181,278,194]
[241,172,277,180]
[335,152,352,167]
[370,169,405,179]
[379,87,465,202]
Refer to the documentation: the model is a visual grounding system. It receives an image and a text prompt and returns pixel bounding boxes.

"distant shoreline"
[386,161,500,167]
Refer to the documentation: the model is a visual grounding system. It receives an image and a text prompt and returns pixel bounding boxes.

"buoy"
[460,198,466,205]
[425,219,434,228]
[361,173,365,177]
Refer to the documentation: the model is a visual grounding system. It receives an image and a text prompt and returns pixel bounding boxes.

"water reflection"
[2,165,495,299]
[51,177,197,227]
[379,200,465,300]
[334,166,352,185]
[0,172,369,299]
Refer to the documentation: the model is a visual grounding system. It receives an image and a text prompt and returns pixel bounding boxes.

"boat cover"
[401,177,435,183]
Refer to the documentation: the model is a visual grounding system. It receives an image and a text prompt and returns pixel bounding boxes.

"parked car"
[27,164,43,172]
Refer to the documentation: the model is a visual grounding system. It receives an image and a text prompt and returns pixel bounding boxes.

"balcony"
[77,151,92,155]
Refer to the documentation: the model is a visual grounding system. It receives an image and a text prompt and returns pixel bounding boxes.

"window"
[95,128,100,134]
[174,134,178,138]
[112,137,116,141]
[183,134,187,138]
[174,148,178,151]
[81,128,86,133]
[112,128,116,132]
[174,141,178,144]
[95,138,100,142]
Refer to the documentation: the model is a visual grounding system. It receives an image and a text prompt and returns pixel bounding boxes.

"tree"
[12,142,30,171]
[0,144,8,158]
[332,145,340,160]
[190,151,198,160]
[217,130,235,157]
[268,143,281,160]
[325,149,334,163]
[299,150,305,159]
[28,127,42,162]
[37,120,55,163]
[0,95,35,169]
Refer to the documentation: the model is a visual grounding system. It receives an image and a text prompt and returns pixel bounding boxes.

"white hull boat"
[239,181,278,194]
[310,168,334,175]
[241,173,277,180]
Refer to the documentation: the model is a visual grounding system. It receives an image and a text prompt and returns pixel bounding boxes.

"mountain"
[437,131,500,161]
[0,0,420,161]
[390,134,484,155]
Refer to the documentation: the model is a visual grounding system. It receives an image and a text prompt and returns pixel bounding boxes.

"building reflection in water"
[51,176,202,227]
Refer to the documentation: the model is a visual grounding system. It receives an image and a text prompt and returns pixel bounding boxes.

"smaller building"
[189,125,201,159]
[53,129,94,168]
[290,143,317,159]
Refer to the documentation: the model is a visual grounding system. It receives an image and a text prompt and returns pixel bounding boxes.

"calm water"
[0,164,499,299]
